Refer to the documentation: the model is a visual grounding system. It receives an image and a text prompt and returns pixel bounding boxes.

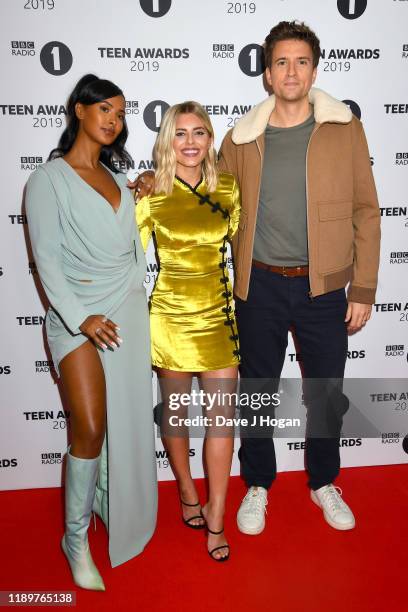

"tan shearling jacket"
[218,87,381,304]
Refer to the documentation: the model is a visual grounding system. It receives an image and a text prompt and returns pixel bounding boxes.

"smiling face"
[265,39,317,104]
[172,113,212,175]
[75,95,126,146]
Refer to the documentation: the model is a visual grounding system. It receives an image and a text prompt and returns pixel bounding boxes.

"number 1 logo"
[140,0,172,17]
[50,46,60,71]
[40,41,72,75]
[238,44,265,77]
[143,100,170,132]
[337,0,367,20]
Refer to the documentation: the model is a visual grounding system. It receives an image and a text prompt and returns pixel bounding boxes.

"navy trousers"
[235,266,349,491]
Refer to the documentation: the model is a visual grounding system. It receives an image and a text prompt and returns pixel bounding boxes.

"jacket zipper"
[250,137,263,260]
[305,123,321,299]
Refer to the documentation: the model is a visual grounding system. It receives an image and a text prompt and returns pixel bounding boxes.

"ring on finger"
[95,327,102,334]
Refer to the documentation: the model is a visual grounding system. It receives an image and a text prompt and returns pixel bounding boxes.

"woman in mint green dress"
[25,74,157,590]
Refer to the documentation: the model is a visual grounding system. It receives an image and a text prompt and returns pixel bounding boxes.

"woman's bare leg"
[60,340,106,458]
[200,365,238,559]
[158,368,204,526]
[59,340,107,590]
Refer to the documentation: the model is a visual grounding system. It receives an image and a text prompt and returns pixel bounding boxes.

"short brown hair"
[264,21,321,68]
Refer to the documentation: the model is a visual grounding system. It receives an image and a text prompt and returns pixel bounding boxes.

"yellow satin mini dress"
[136,173,241,371]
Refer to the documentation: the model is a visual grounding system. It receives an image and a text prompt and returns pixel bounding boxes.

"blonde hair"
[154,101,218,195]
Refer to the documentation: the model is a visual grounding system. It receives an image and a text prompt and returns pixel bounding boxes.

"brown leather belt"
[252,259,309,277]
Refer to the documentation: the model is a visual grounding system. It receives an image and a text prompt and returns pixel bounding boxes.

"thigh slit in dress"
[26,158,157,567]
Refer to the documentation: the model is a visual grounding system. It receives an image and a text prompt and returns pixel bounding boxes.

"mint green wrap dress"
[25,157,157,568]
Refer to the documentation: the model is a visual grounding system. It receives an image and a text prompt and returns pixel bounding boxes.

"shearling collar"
[232,87,352,145]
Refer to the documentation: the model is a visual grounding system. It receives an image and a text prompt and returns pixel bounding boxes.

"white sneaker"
[311,484,355,530]
[237,486,268,535]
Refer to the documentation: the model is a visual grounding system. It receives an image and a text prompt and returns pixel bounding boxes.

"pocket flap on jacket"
[318,201,353,221]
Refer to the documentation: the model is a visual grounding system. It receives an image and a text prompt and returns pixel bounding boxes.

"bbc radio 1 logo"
[238,44,265,77]
[140,0,171,18]
[396,153,408,166]
[41,452,62,465]
[40,42,72,75]
[35,360,54,374]
[385,344,405,357]
[21,156,43,171]
[213,44,235,60]
[143,100,170,132]
[11,41,35,56]
[381,432,400,445]
[342,99,361,120]
[337,0,367,19]
[390,251,408,264]
[126,101,140,116]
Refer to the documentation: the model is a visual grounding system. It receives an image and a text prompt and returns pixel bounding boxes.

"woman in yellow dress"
[136,101,240,561]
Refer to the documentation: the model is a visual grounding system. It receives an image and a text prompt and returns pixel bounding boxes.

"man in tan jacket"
[218,21,380,534]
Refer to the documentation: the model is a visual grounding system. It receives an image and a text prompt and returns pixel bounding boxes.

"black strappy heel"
[181,499,206,530]
[200,509,230,562]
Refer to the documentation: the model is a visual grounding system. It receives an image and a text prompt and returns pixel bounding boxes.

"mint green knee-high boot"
[92,437,109,530]
[61,452,105,591]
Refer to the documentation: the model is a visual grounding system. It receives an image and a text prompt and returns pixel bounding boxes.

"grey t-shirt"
[253,112,315,267]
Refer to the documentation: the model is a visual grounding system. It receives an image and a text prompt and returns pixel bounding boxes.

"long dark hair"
[48,74,133,173]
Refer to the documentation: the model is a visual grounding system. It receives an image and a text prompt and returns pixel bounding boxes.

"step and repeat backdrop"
[1,0,407,490]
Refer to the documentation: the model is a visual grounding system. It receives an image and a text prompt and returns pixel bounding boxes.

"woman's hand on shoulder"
[127,171,155,202]
[79,315,122,350]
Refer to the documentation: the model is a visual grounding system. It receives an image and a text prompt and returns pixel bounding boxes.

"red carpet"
[0,465,407,611]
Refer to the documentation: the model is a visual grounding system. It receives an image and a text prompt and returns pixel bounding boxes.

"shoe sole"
[236,517,265,535]
[310,492,355,531]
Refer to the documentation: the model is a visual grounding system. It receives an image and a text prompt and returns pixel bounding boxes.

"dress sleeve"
[135,195,153,252]
[228,177,241,239]
[25,166,90,334]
